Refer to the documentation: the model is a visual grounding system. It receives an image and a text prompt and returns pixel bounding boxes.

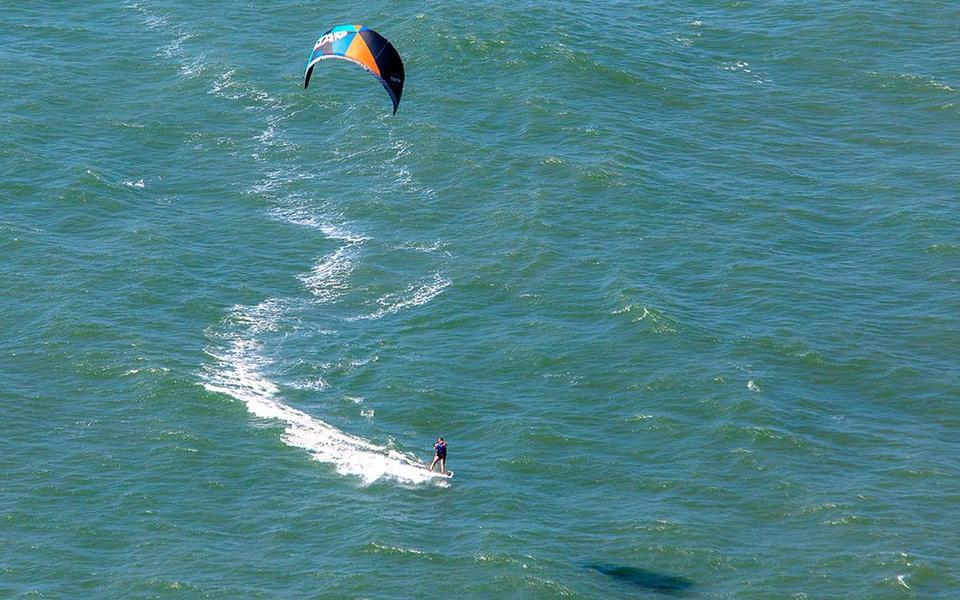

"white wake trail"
[202,302,447,486]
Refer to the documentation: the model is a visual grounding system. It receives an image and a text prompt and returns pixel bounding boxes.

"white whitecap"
[353,274,450,321]
[299,246,356,303]
[289,378,330,391]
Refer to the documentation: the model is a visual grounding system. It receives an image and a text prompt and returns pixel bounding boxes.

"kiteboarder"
[429,437,447,474]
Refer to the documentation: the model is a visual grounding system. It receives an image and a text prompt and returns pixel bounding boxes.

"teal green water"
[2,1,959,597]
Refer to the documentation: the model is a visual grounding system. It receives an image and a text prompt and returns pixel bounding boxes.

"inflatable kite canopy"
[304,24,405,114]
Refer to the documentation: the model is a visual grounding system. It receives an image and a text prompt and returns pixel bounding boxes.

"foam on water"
[352,273,451,321]
[393,240,447,254]
[299,245,357,303]
[288,378,330,392]
[128,2,211,80]
[268,205,371,245]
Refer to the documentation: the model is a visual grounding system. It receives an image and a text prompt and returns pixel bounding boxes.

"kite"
[304,24,405,114]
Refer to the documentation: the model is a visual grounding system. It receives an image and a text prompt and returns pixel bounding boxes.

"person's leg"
[429,456,438,472]
[440,457,445,474]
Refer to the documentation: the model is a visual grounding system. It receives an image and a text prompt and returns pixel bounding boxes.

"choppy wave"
[299,246,357,303]
[267,205,370,243]
[865,70,956,92]
[352,273,450,321]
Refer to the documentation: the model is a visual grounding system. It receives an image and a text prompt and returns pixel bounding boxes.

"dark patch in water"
[586,563,694,596]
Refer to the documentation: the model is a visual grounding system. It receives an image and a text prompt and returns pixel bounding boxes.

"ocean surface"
[2,1,958,598]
